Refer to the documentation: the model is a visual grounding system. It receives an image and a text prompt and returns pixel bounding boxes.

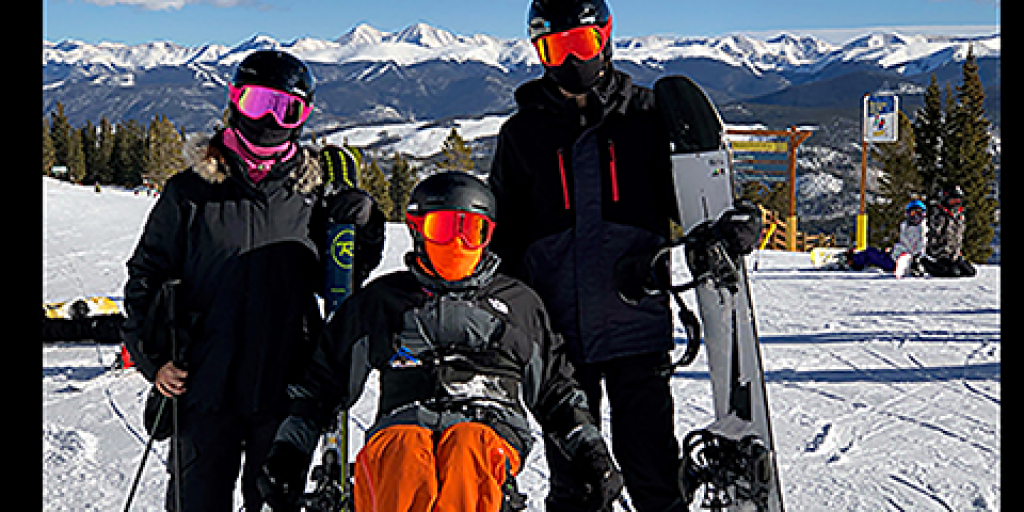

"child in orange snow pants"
[354,422,521,512]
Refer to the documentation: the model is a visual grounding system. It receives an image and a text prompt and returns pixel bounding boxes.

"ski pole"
[172,395,182,512]
[123,394,167,512]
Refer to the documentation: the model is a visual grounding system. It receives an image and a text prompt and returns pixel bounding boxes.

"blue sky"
[44,0,1000,46]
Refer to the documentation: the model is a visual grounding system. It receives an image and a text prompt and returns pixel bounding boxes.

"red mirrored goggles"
[406,210,496,250]
[228,84,313,129]
[532,17,613,67]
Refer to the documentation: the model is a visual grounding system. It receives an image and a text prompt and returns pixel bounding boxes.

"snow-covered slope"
[43,178,158,302]
[325,114,508,158]
[43,177,999,510]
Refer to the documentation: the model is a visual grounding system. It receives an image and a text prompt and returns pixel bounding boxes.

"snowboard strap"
[657,288,702,378]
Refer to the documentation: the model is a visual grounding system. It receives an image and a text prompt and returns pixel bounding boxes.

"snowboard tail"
[654,76,784,511]
[809,247,847,269]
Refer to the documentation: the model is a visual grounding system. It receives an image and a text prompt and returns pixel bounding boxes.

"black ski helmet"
[406,171,496,221]
[936,184,965,208]
[406,172,499,284]
[232,49,315,103]
[229,50,315,146]
[528,0,614,94]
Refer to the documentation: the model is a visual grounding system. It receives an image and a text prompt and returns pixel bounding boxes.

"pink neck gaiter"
[222,128,297,184]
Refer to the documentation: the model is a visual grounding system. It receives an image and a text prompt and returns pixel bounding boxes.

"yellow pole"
[760,223,777,251]
[786,126,798,252]
[857,93,869,251]
[857,137,868,251]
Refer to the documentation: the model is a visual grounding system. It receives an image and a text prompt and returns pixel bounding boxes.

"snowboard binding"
[680,428,772,511]
[682,227,741,295]
[614,210,753,379]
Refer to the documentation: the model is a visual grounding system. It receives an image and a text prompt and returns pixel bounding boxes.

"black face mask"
[232,108,296,147]
[545,52,607,95]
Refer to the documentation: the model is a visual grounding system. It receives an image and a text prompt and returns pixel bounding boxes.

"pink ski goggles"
[228,84,313,128]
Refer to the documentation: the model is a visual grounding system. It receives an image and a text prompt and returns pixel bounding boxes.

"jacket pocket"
[521,229,578,345]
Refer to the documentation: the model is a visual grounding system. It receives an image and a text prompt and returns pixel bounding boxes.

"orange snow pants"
[354,422,521,512]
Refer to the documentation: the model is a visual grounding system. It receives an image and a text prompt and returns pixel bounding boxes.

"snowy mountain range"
[43,22,1000,133]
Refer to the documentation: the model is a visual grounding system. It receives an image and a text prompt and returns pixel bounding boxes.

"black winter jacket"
[279,253,597,459]
[123,132,378,416]
[488,70,677,364]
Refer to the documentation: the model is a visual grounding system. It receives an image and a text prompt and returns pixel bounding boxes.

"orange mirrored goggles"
[532,18,613,67]
[406,210,496,250]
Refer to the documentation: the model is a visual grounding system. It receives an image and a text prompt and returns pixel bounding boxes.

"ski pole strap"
[659,289,702,378]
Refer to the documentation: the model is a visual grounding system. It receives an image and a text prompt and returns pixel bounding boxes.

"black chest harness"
[382,284,526,416]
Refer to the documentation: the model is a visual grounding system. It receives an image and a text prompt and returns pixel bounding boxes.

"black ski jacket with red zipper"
[488,69,678,365]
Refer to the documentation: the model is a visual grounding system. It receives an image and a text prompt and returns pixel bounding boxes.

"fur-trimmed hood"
[184,131,323,195]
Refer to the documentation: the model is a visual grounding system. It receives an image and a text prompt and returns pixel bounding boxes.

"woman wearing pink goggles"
[229,83,313,129]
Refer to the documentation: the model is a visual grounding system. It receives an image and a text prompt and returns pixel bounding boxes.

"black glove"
[354,204,386,286]
[712,201,762,256]
[567,424,625,511]
[325,188,375,226]
[615,245,670,304]
[258,441,311,512]
[324,188,387,286]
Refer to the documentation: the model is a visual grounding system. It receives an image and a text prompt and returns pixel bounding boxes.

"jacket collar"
[406,251,501,298]
[184,129,323,195]
[514,67,633,121]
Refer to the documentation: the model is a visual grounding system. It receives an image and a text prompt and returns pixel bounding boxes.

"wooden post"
[782,126,812,252]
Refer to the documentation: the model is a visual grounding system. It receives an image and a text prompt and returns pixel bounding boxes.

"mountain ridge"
[42,23,1000,132]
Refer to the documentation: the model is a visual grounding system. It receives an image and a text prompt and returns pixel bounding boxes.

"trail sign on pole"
[858,93,899,250]
[727,127,812,251]
[864,93,899,143]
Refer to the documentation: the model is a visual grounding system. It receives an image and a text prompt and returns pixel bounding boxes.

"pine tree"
[738,181,788,217]
[388,152,418,221]
[111,119,147,187]
[435,127,474,174]
[144,114,185,188]
[938,82,958,193]
[49,102,73,177]
[944,46,997,263]
[79,121,97,183]
[43,117,55,176]
[868,112,920,248]
[361,156,393,219]
[66,128,87,183]
[94,117,115,184]
[913,74,943,195]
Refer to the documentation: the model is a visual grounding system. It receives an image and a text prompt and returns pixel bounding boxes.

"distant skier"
[919,185,977,278]
[41,297,124,343]
[122,50,385,511]
[844,199,928,277]
[258,172,624,512]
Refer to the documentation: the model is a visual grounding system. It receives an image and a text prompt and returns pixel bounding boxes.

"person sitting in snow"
[258,172,624,512]
[844,199,928,277]
[919,185,977,278]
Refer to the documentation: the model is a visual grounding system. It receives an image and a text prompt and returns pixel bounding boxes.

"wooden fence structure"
[758,206,836,252]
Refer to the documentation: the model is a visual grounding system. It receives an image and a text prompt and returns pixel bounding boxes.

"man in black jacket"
[259,172,623,512]
[122,50,385,511]
[489,1,686,510]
